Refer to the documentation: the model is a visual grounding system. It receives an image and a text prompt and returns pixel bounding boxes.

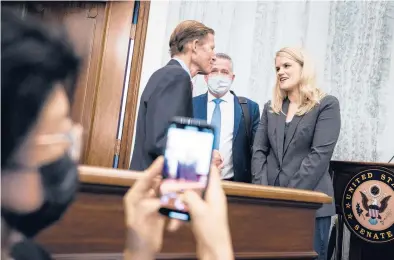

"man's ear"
[191,39,199,53]
[231,74,235,81]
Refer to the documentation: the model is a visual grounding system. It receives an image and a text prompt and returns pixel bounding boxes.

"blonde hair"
[271,47,326,115]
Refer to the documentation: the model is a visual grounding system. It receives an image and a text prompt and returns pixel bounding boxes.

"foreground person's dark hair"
[1,8,80,168]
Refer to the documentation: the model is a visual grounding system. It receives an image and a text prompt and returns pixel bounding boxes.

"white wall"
[131,0,394,164]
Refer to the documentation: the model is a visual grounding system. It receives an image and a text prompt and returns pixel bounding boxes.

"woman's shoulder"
[319,94,340,108]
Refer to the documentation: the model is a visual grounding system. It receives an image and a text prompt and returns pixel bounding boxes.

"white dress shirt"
[207,91,234,179]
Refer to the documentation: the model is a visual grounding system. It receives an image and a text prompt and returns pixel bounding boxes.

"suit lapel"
[283,113,304,155]
[194,94,208,120]
[233,95,241,140]
[276,108,286,166]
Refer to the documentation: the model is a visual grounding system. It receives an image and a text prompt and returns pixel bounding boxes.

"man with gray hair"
[193,53,260,183]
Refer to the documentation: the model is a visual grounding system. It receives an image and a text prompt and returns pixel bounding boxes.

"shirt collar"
[208,90,233,103]
[172,57,192,79]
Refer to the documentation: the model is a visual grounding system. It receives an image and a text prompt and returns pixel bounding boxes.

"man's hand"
[123,156,179,259]
[212,149,224,169]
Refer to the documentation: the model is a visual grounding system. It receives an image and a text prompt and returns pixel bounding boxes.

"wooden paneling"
[78,164,332,204]
[37,178,323,259]
[4,1,140,167]
[2,2,107,164]
[59,4,107,165]
[46,3,107,165]
[50,252,318,260]
[118,0,151,169]
[84,1,135,167]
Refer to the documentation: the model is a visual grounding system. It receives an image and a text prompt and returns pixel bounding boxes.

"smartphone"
[158,116,215,221]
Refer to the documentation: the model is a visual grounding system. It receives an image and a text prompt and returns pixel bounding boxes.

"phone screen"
[159,122,214,221]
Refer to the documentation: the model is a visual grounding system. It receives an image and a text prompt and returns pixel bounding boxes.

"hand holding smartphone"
[158,117,215,221]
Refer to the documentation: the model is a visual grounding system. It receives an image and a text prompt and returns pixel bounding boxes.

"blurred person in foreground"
[1,9,233,260]
[1,7,82,259]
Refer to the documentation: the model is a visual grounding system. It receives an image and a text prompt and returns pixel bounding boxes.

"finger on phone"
[147,188,157,198]
[153,175,162,190]
[182,190,205,215]
[133,156,164,195]
[218,162,224,169]
[167,219,183,232]
[139,198,162,214]
[209,165,221,182]
[205,165,222,197]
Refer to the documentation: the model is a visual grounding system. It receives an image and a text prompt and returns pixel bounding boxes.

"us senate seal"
[342,168,394,243]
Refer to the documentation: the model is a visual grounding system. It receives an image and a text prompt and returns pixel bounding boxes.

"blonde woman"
[251,47,341,260]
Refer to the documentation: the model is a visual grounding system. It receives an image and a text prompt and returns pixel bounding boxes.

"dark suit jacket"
[252,95,341,217]
[130,60,193,171]
[193,92,260,183]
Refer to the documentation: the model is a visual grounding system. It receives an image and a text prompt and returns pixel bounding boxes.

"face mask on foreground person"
[1,8,233,260]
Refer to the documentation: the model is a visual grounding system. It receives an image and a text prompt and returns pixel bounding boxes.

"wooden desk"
[37,165,332,260]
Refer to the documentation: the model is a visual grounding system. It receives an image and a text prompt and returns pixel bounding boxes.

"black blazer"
[252,95,341,217]
[130,60,193,171]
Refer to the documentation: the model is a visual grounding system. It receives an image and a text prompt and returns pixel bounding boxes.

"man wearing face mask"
[193,53,260,183]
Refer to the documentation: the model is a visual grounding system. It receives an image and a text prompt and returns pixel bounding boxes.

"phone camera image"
[160,123,214,217]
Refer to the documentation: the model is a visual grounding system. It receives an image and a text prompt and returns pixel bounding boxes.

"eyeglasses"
[35,124,83,161]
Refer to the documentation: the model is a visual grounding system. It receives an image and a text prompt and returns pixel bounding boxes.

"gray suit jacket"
[251,95,340,217]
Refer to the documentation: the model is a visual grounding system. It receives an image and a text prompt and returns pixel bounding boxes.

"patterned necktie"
[211,98,223,149]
